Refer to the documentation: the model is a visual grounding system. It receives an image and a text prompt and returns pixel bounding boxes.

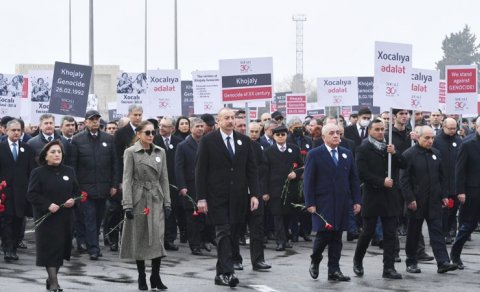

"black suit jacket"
[195,130,259,225]
[175,135,199,210]
[154,134,182,206]
[344,125,366,146]
[114,124,136,181]
[0,141,36,217]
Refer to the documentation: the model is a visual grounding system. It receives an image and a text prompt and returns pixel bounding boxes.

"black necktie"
[47,136,53,142]
[226,136,234,159]
[360,127,365,139]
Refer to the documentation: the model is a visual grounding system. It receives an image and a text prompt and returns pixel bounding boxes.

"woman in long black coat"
[27,140,79,292]
[262,126,303,251]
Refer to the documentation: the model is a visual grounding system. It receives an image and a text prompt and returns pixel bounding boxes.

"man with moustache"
[195,108,259,287]
[400,126,458,274]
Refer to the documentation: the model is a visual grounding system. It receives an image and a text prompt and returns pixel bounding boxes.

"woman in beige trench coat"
[120,121,171,291]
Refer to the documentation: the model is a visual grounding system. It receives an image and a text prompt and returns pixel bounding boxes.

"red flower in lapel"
[293,162,299,169]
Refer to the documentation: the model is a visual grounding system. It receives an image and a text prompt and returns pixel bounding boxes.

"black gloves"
[164,206,172,218]
[125,208,134,219]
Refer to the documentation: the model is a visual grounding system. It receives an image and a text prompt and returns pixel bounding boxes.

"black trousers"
[1,215,23,253]
[311,230,343,274]
[165,204,186,243]
[215,224,237,275]
[184,209,203,250]
[103,197,123,244]
[354,216,397,269]
[274,215,290,246]
[442,197,459,236]
[405,212,450,267]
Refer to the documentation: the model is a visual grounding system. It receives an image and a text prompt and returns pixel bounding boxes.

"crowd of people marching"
[0,105,479,290]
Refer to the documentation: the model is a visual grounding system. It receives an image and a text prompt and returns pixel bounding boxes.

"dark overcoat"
[153,134,182,207]
[356,139,406,217]
[455,135,480,222]
[27,165,79,267]
[175,135,199,210]
[303,144,361,231]
[0,141,36,217]
[433,132,462,196]
[195,130,259,225]
[399,144,447,220]
[262,143,303,215]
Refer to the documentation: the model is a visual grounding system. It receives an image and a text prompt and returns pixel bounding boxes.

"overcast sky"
[1,0,479,86]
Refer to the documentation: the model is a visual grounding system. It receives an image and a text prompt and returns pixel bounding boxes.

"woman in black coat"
[27,140,79,292]
[262,126,303,251]
[173,116,191,140]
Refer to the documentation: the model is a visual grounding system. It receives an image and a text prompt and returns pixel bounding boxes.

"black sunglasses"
[274,132,286,136]
[142,130,155,136]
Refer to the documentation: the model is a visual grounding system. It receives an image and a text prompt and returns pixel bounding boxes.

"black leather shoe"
[302,235,312,242]
[445,236,453,244]
[328,271,350,281]
[150,274,167,290]
[228,274,239,287]
[214,274,229,286]
[17,241,27,249]
[437,262,458,274]
[417,253,434,262]
[4,252,13,261]
[233,262,244,270]
[110,243,118,252]
[451,257,464,270]
[202,242,212,252]
[353,260,364,276]
[383,268,402,279]
[309,260,320,279]
[275,244,285,251]
[165,242,179,251]
[10,251,19,261]
[138,275,148,290]
[90,254,98,260]
[406,264,421,273]
[191,248,203,256]
[253,261,271,271]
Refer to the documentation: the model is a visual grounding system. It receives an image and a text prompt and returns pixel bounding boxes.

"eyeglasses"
[274,132,286,136]
[142,130,155,136]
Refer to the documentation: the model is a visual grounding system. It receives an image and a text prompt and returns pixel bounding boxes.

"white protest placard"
[147,69,182,118]
[410,68,440,111]
[192,70,222,114]
[0,73,24,118]
[446,65,477,115]
[116,72,147,117]
[28,70,53,124]
[373,41,412,110]
[316,77,358,108]
[220,57,273,102]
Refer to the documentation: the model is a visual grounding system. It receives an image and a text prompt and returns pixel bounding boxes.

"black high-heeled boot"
[136,260,148,291]
[150,257,167,290]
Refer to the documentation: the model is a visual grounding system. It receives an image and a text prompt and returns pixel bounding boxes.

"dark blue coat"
[303,144,361,232]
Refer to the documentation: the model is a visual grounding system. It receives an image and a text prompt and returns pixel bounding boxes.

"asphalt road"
[1,222,480,291]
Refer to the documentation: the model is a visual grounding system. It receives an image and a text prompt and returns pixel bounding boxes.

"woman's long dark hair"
[174,116,190,140]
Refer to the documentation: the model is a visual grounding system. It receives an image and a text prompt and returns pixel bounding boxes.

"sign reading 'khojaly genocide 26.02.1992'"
[49,62,92,118]
[220,57,273,102]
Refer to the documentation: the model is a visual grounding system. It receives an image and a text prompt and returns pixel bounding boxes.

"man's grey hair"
[162,116,175,126]
[190,117,204,127]
[39,113,54,122]
[249,121,261,130]
[322,123,339,135]
[264,119,278,129]
[415,125,433,137]
[287,117,303,128]
[128,104,143,114]
[6,119,21,129]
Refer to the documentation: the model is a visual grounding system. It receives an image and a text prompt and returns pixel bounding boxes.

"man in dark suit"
[353,118,406,279]
[259,119,278,149]
[153,117,184,250]
[303,123,361,282]
[450,116,480,269]
[109,105,142,251]
[0,119,36,261]
[175,118,206,255]
[344,107,372,146]
[400,126,457,274]
[304,124,361,281]
[70,110,119,260]
[433,118,462,244]
[196,108,259,287]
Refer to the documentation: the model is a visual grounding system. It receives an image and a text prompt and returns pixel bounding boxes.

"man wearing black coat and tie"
[196,108,259,287]
[344,107,372,146]
[303,123,362,282]
[154,117,184,251]
[0,119,36,261]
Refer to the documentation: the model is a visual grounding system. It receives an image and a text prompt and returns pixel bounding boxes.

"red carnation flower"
[0,204,5,213]
[144,207,150,216]
[80,191,88,202]
[448,198,454,209]
[1,193,5,201]
[300,150,308,156]
[293,162,299,169]
[325,223,334,230]
[192,210,199,216]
